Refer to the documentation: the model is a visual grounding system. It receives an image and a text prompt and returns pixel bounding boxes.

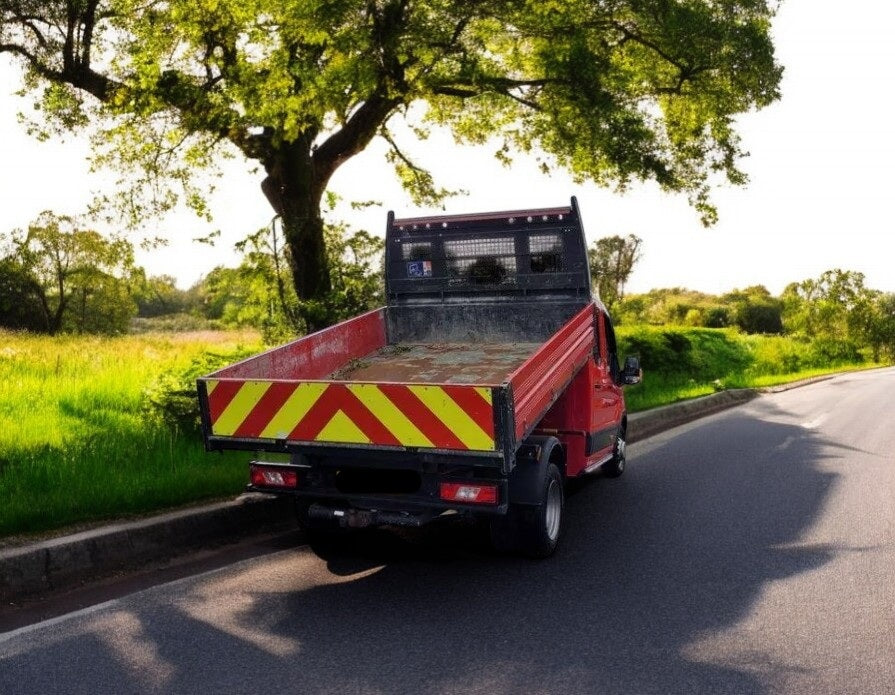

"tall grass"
[0,330,262,538]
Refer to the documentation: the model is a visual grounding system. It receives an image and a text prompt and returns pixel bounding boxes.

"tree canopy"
[1,0,782,329]
[0,211,137,334]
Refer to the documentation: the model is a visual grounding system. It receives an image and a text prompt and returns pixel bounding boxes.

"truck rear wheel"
[602,429,626,478]
[490,462,564,558]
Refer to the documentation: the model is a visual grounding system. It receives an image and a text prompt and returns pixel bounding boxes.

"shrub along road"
[2,368,893,694]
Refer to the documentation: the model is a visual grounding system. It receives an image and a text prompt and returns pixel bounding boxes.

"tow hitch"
[306,503,434,529]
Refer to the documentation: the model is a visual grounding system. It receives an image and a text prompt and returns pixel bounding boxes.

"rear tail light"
[250,464,298,489]
[439,482,498,505]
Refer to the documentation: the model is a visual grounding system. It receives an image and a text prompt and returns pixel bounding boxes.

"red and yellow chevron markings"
[204,380,495,451]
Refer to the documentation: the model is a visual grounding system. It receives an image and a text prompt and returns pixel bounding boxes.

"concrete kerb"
[628,389,758,443]
[1,494,294,603]
[0,372,840,605]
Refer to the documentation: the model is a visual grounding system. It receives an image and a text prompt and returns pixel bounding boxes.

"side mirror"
[621,356,642,386]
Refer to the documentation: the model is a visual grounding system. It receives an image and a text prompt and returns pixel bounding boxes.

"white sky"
[1,0,893,295]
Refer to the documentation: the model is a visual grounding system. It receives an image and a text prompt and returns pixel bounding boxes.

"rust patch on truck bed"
[328,342,540,385]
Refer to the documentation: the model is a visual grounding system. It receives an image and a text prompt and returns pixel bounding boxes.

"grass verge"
[0,330,262,539]
[618,326,885,411]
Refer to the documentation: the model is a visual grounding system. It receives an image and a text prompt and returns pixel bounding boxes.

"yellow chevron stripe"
[205,380,219,397]
[407,385,494,450]
[474,387,492,405]
[212,381,272,436]
[258,382,329,439]
[347,384,434,448]
[316,410,371,444]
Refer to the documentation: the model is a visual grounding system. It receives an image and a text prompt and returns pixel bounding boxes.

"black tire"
[490,462,564,558]
[602,429,626,478]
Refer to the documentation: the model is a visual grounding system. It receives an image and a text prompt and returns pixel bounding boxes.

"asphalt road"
[2,369,894,694]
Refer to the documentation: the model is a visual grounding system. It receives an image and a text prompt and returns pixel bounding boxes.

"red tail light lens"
[439,482,498,505]
[250,464,298,489]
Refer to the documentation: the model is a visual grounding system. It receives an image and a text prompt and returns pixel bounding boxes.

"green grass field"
[0,326,882,540]
[0,330,263,539]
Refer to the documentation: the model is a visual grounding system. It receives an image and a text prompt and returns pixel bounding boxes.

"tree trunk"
[261,136,333,333]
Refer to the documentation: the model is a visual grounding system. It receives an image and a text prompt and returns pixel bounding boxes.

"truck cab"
[198,197,640,557]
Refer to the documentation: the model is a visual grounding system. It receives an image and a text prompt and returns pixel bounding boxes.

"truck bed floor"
[329,342,540,385]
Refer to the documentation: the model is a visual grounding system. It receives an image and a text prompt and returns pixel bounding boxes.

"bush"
[143,346,259,433]
[808,338,862,366]
[734,300,784,334]
[618,329,693,375]
[617,326,752,382]
[703,306,730,328]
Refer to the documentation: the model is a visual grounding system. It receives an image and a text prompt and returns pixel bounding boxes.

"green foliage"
[722,286,783,334]
[0,258,46,331]
[861,293,895,362]
[323,224,385,322]
[588,234,642,308]
[703,306,731,329]
[782,269,875,343]
[143,346,259,433]
[133,273,194,317]
[618,285,782,333]
[617,326,876,412]
[778,268,895,363]
[0,212,138,334]
[191,218,383,341]
[618,326,752,382]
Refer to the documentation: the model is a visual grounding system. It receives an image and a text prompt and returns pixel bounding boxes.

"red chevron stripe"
[232,381,297,438]
[288,385,343,440]
[338,387,402,446]
[441,386,495,438]
[207,381,243,424]
[287,384,401,446]
[377,384,468,450]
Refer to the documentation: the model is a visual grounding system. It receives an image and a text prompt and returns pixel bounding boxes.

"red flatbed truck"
[197,197,641,557]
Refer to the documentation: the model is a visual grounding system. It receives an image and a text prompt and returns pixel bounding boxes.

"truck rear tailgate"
[201,377,498,452]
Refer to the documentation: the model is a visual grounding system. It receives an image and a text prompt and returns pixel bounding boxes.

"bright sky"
[2,0,893,295]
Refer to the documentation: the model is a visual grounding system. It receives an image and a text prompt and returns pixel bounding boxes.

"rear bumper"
[249,456,509,521]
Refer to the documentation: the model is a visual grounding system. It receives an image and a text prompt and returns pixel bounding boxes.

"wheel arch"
[508,435,564,506]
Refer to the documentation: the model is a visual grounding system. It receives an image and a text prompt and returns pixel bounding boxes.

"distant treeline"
[612,271,895,362]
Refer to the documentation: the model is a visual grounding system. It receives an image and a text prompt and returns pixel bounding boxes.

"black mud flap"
[507,435,562,506]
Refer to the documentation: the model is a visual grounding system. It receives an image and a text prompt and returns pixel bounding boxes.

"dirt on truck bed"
[328,342,540,385]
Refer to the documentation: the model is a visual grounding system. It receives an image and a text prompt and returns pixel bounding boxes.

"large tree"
[1,0,781,329]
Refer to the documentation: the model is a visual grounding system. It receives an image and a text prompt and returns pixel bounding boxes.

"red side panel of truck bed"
[212,308,388,380]
[508,303,596,442]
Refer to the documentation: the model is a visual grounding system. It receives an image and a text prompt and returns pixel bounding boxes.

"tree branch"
[379,127,427,177]
[313,92,401,188]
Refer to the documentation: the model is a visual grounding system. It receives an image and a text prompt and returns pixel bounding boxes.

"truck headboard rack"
[385,197,592,344]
